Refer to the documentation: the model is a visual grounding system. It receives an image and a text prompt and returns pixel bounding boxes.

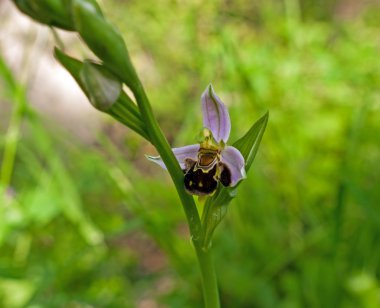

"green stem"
[0,85,26,188]
[195,245,220,308]
[108,101,150,140]
[130,81,220,308]
[131,82,201,234]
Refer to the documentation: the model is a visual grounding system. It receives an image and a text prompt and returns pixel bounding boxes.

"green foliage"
[2,0,380,307]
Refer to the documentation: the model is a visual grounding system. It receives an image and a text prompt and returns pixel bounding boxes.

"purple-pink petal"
[201,84,231,143]
[147,144,200,170]
[220,146,246,186]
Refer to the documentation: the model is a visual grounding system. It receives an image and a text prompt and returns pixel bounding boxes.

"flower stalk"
[0,57,28,189]
[131,81,220,308]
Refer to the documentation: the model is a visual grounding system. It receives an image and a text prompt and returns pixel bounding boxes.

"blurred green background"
[1,0,380,307]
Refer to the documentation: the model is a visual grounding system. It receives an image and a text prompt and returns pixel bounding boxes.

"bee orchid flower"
[148,84,246,196]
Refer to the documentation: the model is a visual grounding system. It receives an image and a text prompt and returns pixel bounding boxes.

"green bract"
[201,112,268,250]
[80,61,122,111]
[54,49,149,140]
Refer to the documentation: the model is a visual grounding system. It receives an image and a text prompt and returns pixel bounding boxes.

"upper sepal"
[201,84,231,144]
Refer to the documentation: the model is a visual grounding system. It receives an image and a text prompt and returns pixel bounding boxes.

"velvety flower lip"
[148,84,246,194]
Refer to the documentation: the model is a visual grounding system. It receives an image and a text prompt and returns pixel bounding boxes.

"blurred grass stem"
[0,61,27,188]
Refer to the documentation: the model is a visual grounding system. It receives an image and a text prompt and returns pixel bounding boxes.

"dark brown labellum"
[218,162,232,187]
[184,159,218,196]
[182,147,234,196]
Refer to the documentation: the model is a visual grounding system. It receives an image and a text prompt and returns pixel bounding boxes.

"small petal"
[147,144,200,170]
[220,146,246,186]
[201,84,231,143]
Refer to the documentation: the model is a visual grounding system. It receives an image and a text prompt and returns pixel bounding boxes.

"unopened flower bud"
[80,61,122,111]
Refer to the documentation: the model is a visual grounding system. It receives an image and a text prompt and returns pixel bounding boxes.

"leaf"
[201,187,237,250]
[201,112,269,250]
[233,111,269,172]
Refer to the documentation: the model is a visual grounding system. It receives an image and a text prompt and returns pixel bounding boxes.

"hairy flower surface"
[148,85,246,195]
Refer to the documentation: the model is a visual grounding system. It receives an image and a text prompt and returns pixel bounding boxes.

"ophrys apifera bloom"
[148,85,246,196]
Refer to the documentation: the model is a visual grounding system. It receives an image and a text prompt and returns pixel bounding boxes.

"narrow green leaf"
[201,187,235,250]
[72,0,138,88]
[201,112,269,250]
[233,111,269,172]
